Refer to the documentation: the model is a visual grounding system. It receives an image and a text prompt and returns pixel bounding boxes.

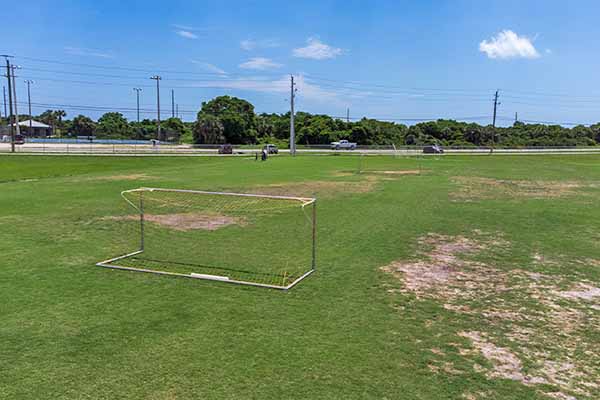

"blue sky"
[3,0,600,125]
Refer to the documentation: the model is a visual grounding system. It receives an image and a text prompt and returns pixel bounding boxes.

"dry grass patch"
[382,232,600,399]
[104,213,242,231]
[362,169,422,175]
[71,174,159,182]
[250,177,380,197]
[253,171,421,198]
[451,176,593,201]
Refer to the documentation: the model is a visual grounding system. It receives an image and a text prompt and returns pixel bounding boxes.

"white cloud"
[240,39,256,51]
[479,30,540,59]
[191,60,227,75]
[172,24,197,31]
[188,75,340,103]
[240,39,280,51]
[64,46,114,58]
[239,57,282,70]
[176,30,198,39]
[293,37,343,60]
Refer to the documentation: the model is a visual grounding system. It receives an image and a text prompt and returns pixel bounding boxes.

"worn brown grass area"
[451,176,593,201]
[104,213,242,231]
[382,232,600,399]
[363,169,422,175]
[76,173,156,182]
[250,176,381,197]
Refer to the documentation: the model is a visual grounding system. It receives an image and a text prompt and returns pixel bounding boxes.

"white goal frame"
[97,187,317,290]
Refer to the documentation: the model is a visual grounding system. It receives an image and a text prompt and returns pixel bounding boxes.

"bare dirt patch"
[250,177,380,198]
[382,231,600,399]
[105,213,241,231]
[363,170,422,175]
[556,283,600,301]
[459,331,527,382]
[451,176,591,201]
[76,173,156,182]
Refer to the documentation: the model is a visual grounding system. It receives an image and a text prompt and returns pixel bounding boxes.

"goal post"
[97,187,317,290]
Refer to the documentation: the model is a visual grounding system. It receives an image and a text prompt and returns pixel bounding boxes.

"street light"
[10,65,21,136]
[149,76,161,140]
[133,88,142,123]
[24,80,34,136]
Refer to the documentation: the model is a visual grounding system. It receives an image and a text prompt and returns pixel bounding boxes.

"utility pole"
[346,108,350,123]
[25,80,33,136]
[289,75,296,156]
[492,89,500,147]
[492,90,500,128]
[10,65,20,137]
[171,89,175,118]
[2,86,6,119]
[150,76,161,140]
[133,88,142,122]
[515,112,518,124]
[3,56,14,152]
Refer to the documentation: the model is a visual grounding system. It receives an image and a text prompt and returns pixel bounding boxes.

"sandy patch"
[382,231,600,399]
[556,283,600,301]
[105,213,241,231]
[459,331,526,381]
[363,170,422,175]
[68,173,156,184]
[451,176,592,201]
[250,177,380,198]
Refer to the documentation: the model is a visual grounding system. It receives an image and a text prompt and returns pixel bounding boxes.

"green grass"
[1,154,599,399]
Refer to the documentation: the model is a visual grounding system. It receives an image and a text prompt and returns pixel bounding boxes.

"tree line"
[4,95,600,147]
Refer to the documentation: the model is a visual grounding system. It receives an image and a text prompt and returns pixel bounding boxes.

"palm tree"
[54,110,66,137]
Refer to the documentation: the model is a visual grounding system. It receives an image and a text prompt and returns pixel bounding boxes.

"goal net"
[97,188,316,290]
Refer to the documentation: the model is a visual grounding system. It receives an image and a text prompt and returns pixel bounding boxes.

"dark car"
[423,145,444,154]
[218,144,233,154]
[263,144,278,154]
[15,134,25,145]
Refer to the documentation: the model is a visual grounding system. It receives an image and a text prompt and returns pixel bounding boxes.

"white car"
[331,140,357,150]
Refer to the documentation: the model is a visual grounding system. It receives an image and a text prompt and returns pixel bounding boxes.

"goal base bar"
[96,251,315,290]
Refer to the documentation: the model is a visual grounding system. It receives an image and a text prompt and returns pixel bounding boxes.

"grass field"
[1,154,599,400]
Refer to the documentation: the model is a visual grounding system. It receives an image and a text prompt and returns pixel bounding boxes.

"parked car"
[263,144,278,154]
[331,140,357,150]
[423,145,444,154]
[218,144,233,154]
[15,134,25,145]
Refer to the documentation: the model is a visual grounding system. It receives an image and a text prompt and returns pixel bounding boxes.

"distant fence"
[2,142,600,156]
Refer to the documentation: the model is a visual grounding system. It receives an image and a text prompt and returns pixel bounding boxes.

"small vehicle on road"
[15,134,25,145]
[331,140,357,150]
[423,145,444,154]
[218,144,233,154]
[263,144,278,154]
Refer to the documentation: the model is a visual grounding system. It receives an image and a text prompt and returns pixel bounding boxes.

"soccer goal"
[97,188,316,290]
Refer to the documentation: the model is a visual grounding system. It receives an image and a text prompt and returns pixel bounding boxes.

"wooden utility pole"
[3,57,14,152]
[11,65,20,137]
[492,90,500,148]
[2,86,6,119]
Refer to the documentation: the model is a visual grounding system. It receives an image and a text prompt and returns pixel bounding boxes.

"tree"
[193,115,225,144]
[55,110,66,135]
[162,117,186,142]
[197,96,257,143]
[71,115,96,136]
[96,112,132,138]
